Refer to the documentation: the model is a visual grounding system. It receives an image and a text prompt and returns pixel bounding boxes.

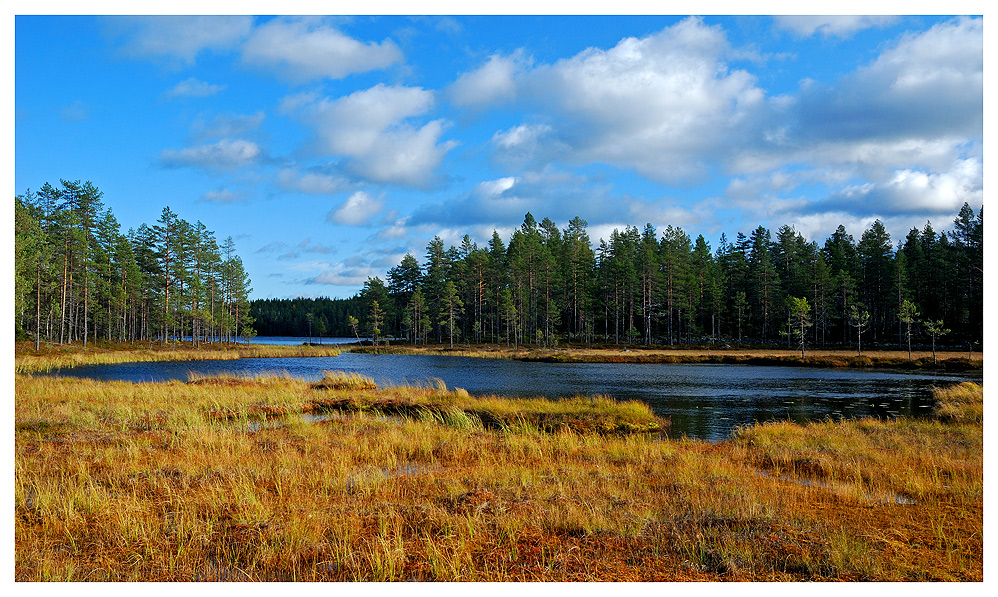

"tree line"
[253,205,982,352]
[14,180,255,349]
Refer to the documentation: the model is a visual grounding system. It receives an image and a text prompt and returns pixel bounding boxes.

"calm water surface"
[246,336,365,345]
[47,352,976,442]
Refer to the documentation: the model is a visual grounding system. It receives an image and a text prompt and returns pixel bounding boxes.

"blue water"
[247,336,366,346]
[43,352,976,442]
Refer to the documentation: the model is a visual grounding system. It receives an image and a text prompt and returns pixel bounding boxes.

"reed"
[14,372,982,581]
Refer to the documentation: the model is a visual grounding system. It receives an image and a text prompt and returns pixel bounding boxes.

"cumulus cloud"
[168,78,225,98]
[789,18,984,156]
[159,139,261,170]
[490,17,766,183]
[491,124,564,169]
[808,159,983,218]
[403,168,703,237]
[104,16,252,65]
[242,17,402,82]
[476,14,982,225]
[328,191,385,226]
[773,16,899,38]
[285,84,457,188]
[448,52,526,107]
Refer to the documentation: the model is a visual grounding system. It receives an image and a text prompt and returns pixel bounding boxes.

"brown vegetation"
[14,360,982,581]
[351,343,982,371]
[14,340,343,374]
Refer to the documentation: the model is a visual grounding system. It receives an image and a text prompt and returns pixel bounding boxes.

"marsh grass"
[14,341,343,374]
[932,381,983,424]
[14,365,982,581]
[349,344,981,371]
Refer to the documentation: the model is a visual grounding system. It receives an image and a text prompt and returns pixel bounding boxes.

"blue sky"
[14,13,984,300]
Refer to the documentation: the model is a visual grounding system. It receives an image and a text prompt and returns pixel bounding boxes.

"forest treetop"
[15,180,255,348]
[251,205,982,350]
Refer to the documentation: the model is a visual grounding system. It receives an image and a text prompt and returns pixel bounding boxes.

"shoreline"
[15,341,982,374]
[349,343,982,371]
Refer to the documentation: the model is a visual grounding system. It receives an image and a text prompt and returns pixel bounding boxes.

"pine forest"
[14,180,255,348]
[250,206,983,352]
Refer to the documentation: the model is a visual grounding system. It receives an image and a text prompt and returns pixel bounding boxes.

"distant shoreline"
[348,343,982,372]
[14,340,982,374]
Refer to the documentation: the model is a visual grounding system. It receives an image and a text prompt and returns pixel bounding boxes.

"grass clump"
[307,377,666,435]
[311,371,379,391]
[932,381,983,424]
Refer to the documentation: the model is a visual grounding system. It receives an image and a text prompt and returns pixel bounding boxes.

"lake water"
[246,336,366,345]
[43,351,977,442]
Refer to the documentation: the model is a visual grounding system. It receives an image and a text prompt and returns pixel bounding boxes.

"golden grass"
[14,365,982,581]
[932,381,984,424]
[350,344,982,370]
[14,341,343,374]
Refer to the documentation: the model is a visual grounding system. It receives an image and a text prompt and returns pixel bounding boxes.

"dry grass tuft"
[932,381,983,424]
[311,371,379,391]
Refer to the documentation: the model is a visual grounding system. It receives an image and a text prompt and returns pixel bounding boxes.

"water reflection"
[44,353,976,442]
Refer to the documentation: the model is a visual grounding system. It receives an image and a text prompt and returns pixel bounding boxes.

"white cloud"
[287,84,456,188]
[491,123,561,169]
[345,120,457,187]
[449,52,525,107]
[492,17,766,183]
[789,213,881,244]
[242,17,402,82]
[159,139,261,170]
[328,191,385,226]
[168,78,225,98]
[475,177,517,198]
[104,16,252,65]
[773,16,898,38]
[862,16,982,102]
[781,17,983,172]
[493,123,551,149]
[311,84,434,155]
[819,159,983,218]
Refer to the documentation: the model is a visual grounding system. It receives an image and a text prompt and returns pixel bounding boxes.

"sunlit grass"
[14,364,982,581]
[349,343,981,370]
[14,341,343,374]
